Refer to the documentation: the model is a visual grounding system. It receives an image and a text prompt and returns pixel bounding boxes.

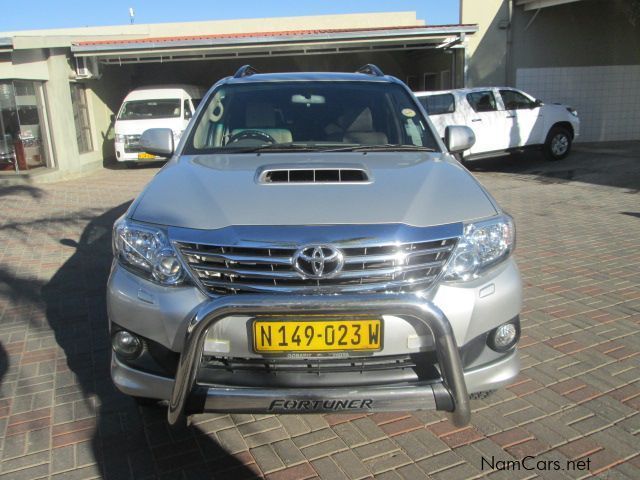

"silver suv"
[108,65,521,427]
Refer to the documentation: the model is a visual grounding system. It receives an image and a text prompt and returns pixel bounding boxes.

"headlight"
[115,134,126,143]
[113,218,185,285]
[444,214,515,281]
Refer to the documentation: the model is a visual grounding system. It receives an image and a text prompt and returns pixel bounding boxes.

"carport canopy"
[70,24,477,65]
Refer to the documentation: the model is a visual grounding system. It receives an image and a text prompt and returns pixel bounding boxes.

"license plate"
[138,152,155,159]
[253,318,382,353]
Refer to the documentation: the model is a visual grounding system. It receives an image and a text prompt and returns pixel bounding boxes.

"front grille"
[176,237,457,295]
[201,354,420,375]
[196,352,440,387]
[123,134,142,153]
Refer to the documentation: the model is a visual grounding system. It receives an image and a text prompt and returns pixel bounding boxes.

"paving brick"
[332,421,367,447]
[265,462,316,480]
[292,429,337,449]
[439,427,483,448]
[489,427,533,448]
[505,439,548,459]
[353,439,398,461]
[216,427,249,454]
[272,439,306,467]
[332,450,372,480]
[301,437,348,461]
[311,457,349,480]
[417,451,463,475]
[251,444,285,474]
[244,426,290,449]
[364,450,412,475]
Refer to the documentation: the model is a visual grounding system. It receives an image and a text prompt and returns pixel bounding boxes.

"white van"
[114,85,204,165]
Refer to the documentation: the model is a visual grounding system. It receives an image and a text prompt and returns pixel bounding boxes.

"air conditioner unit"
[75,57,101,80]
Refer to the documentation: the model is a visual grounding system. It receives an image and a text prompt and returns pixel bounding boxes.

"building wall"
[461,0,509,86]
[518,65,640,142]
[509,0,640,76]
[462,0,640,142]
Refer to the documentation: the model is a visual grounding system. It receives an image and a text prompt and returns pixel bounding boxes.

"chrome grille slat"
[344,245,454,264]
[177,237,456,295]
[181,248,293,265]
[191,260,445,280]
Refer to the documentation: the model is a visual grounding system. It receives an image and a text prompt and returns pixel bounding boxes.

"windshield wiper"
[221,143,326,153]
[322,144,438,153]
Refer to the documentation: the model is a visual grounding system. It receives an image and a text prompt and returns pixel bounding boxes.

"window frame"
[184,80,439,154]
[419,93,456,116]
[498,89,537,111]
[466,90,499,113]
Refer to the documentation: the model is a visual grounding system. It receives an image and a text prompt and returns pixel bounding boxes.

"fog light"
[112,330,143,359]
[488,320,520,352]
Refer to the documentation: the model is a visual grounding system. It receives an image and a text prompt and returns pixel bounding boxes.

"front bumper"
[108,259,522,426]
[166,293,471,426]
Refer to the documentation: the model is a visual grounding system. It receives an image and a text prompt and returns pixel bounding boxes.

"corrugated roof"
[74,24,476,47]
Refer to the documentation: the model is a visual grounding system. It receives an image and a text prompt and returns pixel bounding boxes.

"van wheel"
[124,161,137,169]
[544,127,572,160]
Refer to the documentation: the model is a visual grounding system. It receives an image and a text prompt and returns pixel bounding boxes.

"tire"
[544,127,572,161]
[123,161,137,169]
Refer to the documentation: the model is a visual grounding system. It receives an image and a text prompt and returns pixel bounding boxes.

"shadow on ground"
[0,188,256,479]
[465,141,640,192]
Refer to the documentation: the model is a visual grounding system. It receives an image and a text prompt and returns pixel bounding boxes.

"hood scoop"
[258,166,370,184]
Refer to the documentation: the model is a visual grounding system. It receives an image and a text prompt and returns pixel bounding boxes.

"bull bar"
[168,293,471,426]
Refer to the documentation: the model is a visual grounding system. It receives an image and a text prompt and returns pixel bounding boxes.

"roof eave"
[71,25,478,54]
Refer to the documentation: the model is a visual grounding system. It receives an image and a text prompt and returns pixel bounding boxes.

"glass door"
[0,82,18,172]
[0,80,50,172]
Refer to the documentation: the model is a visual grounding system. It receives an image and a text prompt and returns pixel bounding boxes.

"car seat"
[231,103,292,143]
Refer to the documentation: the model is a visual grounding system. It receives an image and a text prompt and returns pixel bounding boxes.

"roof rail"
[234,65,258,78]
[356,64,384,77]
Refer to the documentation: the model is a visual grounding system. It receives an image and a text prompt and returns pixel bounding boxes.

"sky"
[0,0,460,32]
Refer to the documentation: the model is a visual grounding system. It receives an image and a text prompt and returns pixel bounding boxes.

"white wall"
[517,65,640,142]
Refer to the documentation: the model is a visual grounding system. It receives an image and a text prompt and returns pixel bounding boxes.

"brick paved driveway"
[0,143,639,480]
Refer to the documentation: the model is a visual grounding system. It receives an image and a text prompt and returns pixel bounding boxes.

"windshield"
[117,99,181,120]
[186,81,439,153]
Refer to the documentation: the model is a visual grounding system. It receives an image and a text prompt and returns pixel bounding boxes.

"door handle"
[506,115,516,119]
[471,119,482,122]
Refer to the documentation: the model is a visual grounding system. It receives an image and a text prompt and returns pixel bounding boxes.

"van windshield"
[186,81,438,153]
[117,99,181,120]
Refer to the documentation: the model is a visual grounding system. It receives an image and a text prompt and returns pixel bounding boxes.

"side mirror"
[139,128,174,157]
[444,125,475,153]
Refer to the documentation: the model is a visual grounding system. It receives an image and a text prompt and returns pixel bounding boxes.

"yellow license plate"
[253,318,382,353]
[138,152,155,159]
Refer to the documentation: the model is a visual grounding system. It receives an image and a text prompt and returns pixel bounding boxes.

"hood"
[130,152,498,230]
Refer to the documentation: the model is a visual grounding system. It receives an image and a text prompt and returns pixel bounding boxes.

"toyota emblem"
[293,245,344,279]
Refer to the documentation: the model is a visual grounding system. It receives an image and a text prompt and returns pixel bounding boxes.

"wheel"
[544,127,572,160]
[123,161,137,169]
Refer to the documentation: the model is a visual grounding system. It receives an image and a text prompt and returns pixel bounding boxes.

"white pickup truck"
[415,87,580,161]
